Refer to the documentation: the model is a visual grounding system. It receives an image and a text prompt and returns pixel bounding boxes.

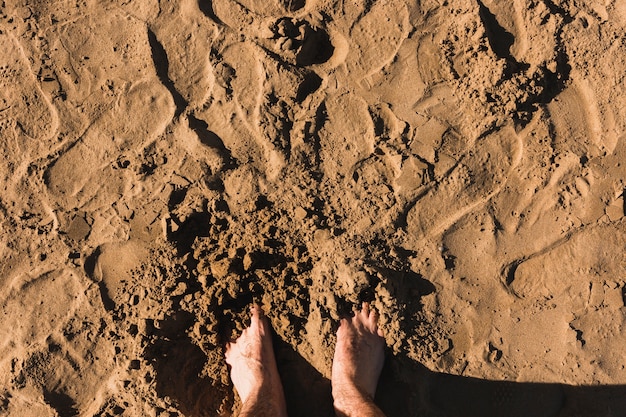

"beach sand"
[0,0,625,416]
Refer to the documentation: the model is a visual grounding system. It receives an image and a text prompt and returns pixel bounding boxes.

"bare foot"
[225,304,288,417]
[332,302,386,416]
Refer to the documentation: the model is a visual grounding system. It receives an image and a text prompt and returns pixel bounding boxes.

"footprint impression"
[407,125,522,239]
[0,33,58,142]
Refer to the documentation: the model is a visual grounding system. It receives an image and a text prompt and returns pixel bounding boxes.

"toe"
[338,317,349,330]
[249,304,266,331]
[353,302,370,326]
[367,313,380,333]
[370,309,379,326]
[362,302,371,317]
[369,310,384,336]
[225,343,233,362]
[250,303,262,318]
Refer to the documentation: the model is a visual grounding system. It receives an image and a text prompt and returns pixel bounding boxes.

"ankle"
[240,385,288,417]
[236,381,264,406]
[332,383,373,416]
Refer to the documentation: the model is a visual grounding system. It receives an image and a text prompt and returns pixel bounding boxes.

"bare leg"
[332,302,387,417]
[225,305,288,417]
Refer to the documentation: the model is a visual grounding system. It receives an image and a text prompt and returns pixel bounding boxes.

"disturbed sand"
[0,0,625,416]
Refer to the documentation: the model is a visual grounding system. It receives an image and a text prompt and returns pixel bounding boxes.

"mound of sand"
[0,0,625,416]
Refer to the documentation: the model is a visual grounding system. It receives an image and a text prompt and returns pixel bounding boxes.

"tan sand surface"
[0,0,625,416]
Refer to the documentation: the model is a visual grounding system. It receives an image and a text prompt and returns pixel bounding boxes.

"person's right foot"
[331,302,386,413]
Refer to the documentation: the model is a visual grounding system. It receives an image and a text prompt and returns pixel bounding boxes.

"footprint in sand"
[43,11,175,210]
[349,156,398,233]
[222,42,264,130]
[86,240,149,310]
[150,3,216,111]
[318,93,376,179]
[48,11,161,105]
[406,125,522,239]
[0,269,117,417]
[200,41,292,179]
[342,1,410,82]
[0,33,58,142]
[474,0,526,62]
[547,73,616,157]
[506,223,626,301]
[44,79,174,210]
[501,223,626,383]
[0,270,83,358]
[208,0,338,71]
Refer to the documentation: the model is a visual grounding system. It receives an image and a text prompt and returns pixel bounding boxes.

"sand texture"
[1,0,625,416]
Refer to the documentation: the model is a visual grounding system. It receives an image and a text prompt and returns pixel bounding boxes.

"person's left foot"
[225,304,288,416]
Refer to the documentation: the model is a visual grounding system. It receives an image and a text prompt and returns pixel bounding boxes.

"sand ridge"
[0,0,625,416]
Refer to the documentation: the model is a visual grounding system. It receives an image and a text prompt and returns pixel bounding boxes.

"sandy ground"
[0,0,625,416]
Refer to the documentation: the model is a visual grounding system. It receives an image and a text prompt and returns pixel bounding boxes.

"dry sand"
[0,0,625,416]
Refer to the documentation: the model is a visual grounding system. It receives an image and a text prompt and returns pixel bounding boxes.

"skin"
[224,305,288,417]
[331,302,387,417]
[224,302,387,417]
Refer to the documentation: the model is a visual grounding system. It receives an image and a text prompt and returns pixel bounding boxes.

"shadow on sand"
[145,314,625,417]
[274,339,626,417]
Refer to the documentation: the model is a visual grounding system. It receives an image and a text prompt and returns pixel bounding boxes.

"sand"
[0,0,625,416]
